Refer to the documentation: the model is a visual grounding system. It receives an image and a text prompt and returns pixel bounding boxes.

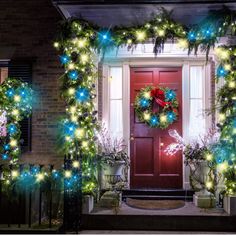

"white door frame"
[101,45,213,189]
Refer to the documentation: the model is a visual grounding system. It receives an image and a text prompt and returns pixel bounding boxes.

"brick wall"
[0,0,64,167]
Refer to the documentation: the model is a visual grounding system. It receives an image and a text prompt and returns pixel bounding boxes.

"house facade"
[0,0,232,188]
[1,0,236,232]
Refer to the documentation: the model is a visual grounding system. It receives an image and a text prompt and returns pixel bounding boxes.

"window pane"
[190,66,203,99]
[110,67,122,99]
[110,100,123,139]
[189,99,205,140]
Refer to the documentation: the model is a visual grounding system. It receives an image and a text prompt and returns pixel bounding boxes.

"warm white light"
[229,81,235,88]
[14,95,21,102]
[157,29,165,37]
[127,39,132,44]
[68,63,75,70]
[70,106,76,113]
[10,139,17,147]
[136,30,146,41]
[219,113,226,121]
[82,141,88,148]
[218,162,228,172]
[205,153,213,161]
[215,48,230,60]
[72,161,80,168]
[68,88,75,95]
[12,109,19,116]
[177,39,188,49]
[143,113,151,121]
[160,114,167,123]
[36,173,44,182]
[206,181,213,189]
[65,170,72,178]
[77,38,87,48]
[11,170,19,178]
[224,64,231,71]
[53,42,59,48]
[75,128,84,138]
[143,92,151,99]
[71,115,77,122]
[80,54,89,63]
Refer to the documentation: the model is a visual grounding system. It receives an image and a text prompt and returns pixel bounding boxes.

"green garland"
[0,78,33,164]
[54,7,236,195]
[135,86,178,129]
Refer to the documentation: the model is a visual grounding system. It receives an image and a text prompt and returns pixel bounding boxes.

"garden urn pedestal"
[224,195,236,215]
[82,195,94,214]
[193,189,216,208]
[99,191,122,208]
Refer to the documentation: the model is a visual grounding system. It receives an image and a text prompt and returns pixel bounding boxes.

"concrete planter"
[82,195,94,214]
[224,195,236,215]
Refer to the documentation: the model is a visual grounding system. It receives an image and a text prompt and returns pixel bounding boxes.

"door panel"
[130,67,182,189]
[134,137,154,175]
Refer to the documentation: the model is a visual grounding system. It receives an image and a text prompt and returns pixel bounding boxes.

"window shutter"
[8,62,32,152]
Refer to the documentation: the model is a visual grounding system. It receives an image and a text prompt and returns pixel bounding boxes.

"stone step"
[81,214,236,231]
[122,189,195,201]
[122,189,195,196]
[122,195,193,201]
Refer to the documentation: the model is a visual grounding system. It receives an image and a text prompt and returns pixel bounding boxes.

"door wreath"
[135,86,179,129]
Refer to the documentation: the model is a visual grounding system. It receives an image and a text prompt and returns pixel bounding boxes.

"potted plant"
[96,125,129,209]
[97,125,130,190]
[165,128,220,208]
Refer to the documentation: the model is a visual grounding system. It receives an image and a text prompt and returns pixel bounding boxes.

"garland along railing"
[0,163,63,229]
[54,6,236,196]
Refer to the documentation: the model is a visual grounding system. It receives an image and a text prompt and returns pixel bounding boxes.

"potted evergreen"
[97,126,129,190]
[165,128,220,208]
[96,126,129,209]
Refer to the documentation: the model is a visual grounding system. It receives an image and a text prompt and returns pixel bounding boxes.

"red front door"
[130,67,183,189]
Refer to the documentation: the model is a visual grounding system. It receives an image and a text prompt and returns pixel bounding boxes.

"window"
[189,66,206,140]
[109,67,123,139]
[8,61,32,152]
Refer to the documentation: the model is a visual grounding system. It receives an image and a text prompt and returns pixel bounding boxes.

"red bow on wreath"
[151,87,171,108]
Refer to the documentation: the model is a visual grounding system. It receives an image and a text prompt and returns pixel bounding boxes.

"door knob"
[160,142,164,148]
[130,136,135,141]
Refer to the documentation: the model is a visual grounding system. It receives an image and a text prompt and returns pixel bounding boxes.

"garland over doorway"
[56,7,236,194]
[54,8,236,193]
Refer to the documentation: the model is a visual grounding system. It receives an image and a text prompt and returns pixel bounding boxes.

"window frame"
[102,65,124,139]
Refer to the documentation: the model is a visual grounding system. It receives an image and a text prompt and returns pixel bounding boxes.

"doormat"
[126,198,185,210]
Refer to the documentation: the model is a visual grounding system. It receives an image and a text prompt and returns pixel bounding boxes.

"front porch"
[1,0,236,233]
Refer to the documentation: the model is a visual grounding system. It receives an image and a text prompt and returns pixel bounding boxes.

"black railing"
[0,156,82,232]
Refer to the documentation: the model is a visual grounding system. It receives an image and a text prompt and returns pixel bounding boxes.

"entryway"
[130,67,183,189]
